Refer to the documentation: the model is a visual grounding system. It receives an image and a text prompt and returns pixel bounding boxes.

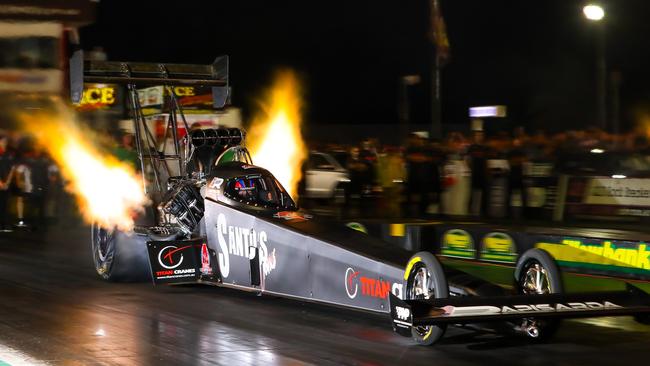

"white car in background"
[302,151,349,202]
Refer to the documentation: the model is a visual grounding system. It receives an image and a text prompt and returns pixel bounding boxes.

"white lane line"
[0,343,49,366]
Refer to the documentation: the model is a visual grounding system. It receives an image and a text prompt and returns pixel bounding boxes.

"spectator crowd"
[306,127,650,219]
[0,132,62,232]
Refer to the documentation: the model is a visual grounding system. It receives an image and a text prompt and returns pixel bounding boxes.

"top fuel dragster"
[72,52,650,346]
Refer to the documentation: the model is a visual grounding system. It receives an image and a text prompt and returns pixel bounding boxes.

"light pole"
[583,4,607,131]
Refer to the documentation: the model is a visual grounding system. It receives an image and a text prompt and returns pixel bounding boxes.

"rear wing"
[69,50,230,108]
[68,50,232,192]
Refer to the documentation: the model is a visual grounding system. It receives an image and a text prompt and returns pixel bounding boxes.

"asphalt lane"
[0,226,648,366]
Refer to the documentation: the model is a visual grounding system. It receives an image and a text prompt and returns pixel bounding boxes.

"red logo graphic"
[158,245,191,269]
[273,211,312,222]
[201,243,212,275]
[344,267,394,300]
[345,268,360,299]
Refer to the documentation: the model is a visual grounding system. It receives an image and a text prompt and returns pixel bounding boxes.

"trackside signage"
[441,229,475,258]
[583,178,650,206]
[481,232,517,263]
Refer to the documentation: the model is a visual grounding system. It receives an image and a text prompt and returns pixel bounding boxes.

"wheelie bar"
[389,284,650,336]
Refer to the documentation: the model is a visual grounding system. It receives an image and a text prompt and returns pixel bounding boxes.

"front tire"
[514,248,563,340]
[91,224,151,282]
[403,251,449,346]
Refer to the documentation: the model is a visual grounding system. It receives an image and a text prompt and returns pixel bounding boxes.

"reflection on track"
[0,343,49,366]
[0,227,647,365]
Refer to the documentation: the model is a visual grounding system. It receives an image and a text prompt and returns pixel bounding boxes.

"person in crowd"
[45,153,62,225]
[359,138,378,167]
[113,131,139,169]
[441,132,471,216]
[507,135,528,219]
[466,130,490,216]
[405,133,432,217]
[346,146,371,214]
[428,139,446,215]
[376,146,405,217]
[29,146,51,231]
[0,134,15,232]
[13,138,35,228]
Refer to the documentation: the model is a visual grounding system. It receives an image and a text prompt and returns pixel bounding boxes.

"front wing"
[389,285,650,337]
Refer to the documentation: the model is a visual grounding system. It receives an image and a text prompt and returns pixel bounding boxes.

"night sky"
[80,0,650,135]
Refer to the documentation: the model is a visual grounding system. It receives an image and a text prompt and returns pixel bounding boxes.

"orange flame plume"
[18,107,148,231]
[247,70,307,199]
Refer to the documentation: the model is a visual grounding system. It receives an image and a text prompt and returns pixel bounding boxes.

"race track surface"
[0,227,648,365]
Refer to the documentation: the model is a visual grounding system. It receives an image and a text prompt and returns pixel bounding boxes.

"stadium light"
[583,4,605,21]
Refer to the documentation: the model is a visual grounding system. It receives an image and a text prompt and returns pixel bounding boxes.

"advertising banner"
[430,223,650,280]
[583,178,650,206]
[76,83,122,112]
[137,85,215,116]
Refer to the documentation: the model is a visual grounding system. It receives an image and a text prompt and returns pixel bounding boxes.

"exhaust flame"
[18,107,148,231]
[247,71,307,198]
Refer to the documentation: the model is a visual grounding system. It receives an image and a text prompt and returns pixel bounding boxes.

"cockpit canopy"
[213,162,296,211]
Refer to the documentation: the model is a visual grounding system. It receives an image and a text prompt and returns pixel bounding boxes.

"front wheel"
[91,224,150,282]
[403,251,449,346]
[514,248,563,340]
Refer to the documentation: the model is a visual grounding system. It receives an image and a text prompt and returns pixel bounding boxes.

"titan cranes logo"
[158,245,190,269]
[345,267,402,300]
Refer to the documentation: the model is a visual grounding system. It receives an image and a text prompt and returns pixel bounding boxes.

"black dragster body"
[74,53,650,346]
[147,162,409,313]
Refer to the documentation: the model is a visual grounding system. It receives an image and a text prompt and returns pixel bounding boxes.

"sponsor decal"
[537,238,650,274]
[273,211,312,222]
[154,244,198,280]
[441,229,475,258]
[395,306,411,321]
[481,232,517,263]
[216,213,276,280]
[260,248,277,291]
[344,267,403,300]
[437,301,622,318]
[154,268,196,279]
[158,245,190,269]
[200,243,212,275]
[209,177,224,189]
[345,268,360,298]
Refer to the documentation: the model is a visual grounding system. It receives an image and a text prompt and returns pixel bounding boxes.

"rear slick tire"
[403,251,449,346]
[91,224,151,282]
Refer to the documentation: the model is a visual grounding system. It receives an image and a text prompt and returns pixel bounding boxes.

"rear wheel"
[91,224,150,282]
[514,248,563,340]
[92,225,116,280]
[403,252,448,346]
